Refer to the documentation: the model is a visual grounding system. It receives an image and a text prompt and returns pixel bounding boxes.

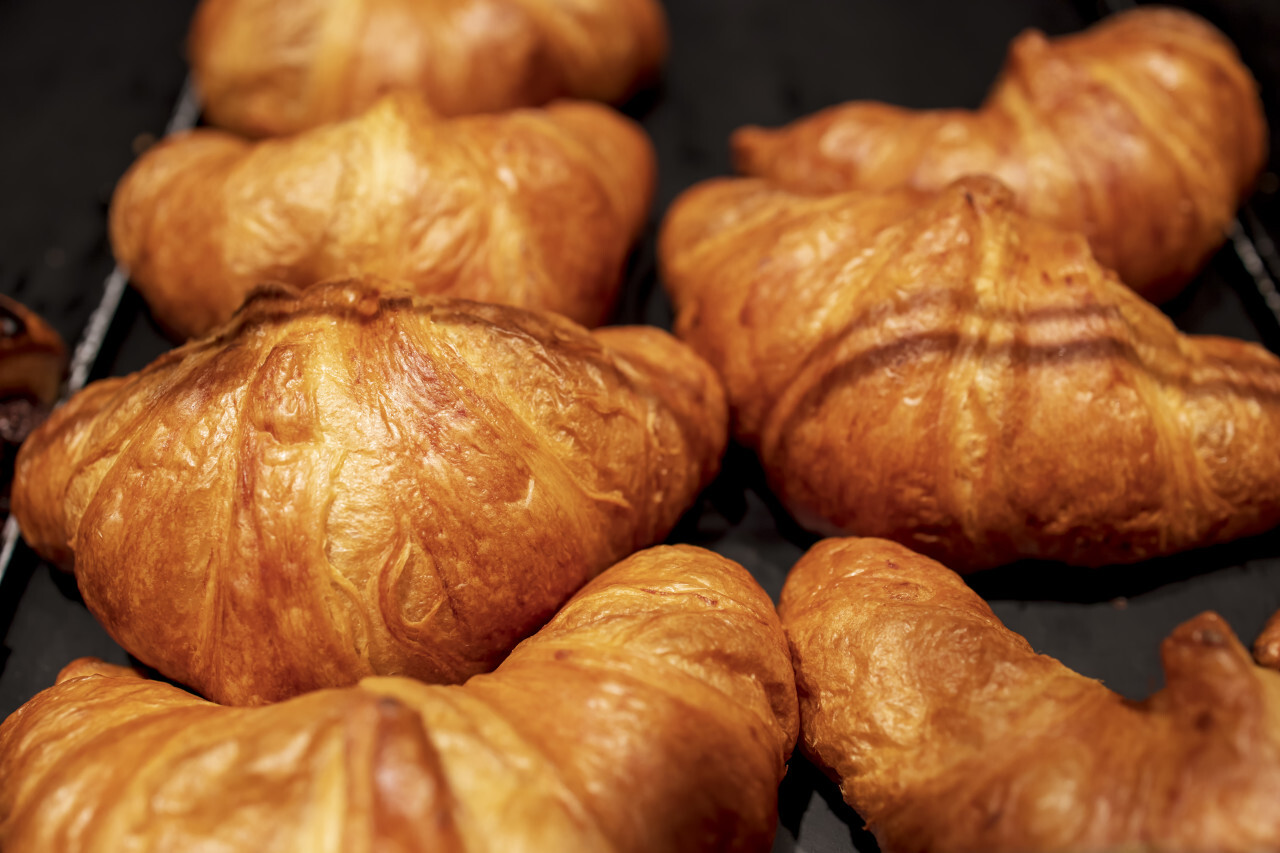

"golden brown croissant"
[1258,609,1280,670]
[11,278,728,705]
[0,545,799,853]
[110,94,655,340]
[778,537,1280,853]
[0,296,67,513]
[660,175,1280,571]
[189,0,667,137]
[0,295,65,407]
[732,8,1267,303]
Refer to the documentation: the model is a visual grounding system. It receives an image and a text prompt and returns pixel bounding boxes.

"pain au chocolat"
[0,546,797,853]
[12,279,727,705]
[110,94,655,340]
[779,537,1280,853]
[733,8,1267,303]
[660,175,1280,572]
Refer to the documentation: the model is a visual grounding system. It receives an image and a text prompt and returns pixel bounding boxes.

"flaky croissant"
[0,295,65,407]
[110,94,654,340]
[11,279,727,706]
[733,8,1267,303]
[0,296,67,513]
[0,545,799,853]
[778,537,1280,853]
[1258,610,1280,670]
[660,175,1280,571]
[189,0,667,137]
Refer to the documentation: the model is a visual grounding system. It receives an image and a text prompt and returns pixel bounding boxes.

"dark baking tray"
[3,2,1280,851]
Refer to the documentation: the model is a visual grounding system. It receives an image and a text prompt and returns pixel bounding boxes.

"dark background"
[2,2,1279,851]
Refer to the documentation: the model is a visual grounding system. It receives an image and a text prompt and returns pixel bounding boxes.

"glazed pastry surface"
[1258,609,1280,670]
[660,175,1280,570]
[0,296,68,514]
[779,537,1280,853]
[111,94,654,339]
[0,295,65,406]
[189,0,667,137]
[12,279,727,705]
[733,8,1267,302]
[0,546,798,853]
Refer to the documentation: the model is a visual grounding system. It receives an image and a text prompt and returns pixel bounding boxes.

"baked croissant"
[0,295,65,407]
[1258,609,1280,670]
[0,545,799,853]
[189,0,668,137]
[778,537,1280,853]
[732,7,1267,303]
[11,278,728,705]
[0,296,67,513]
[110,94,655,340]
[660,175,1280,571]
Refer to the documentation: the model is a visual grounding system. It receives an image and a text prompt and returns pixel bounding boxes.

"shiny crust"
[778,537,1280,853]
[110,94,655,339]
[0,546,798,853]
[660,175,1280,571]
[189,0,667,137]
[733,7,1267,303]
[0,295,66,405]
[11,279,728,705]
[1258,609,1280,670]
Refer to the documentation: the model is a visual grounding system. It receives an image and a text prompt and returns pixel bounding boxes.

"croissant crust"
[189,0,668,137]
[0,295,66,406]
[660,175,1280,571]
[778,537,1280,853]
[733,8,1267,302]
[111,95,655,339]
[11,279,728,705]
[0,546,798,853]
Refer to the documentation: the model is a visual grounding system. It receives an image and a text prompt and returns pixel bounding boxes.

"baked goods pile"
[3,3,1279,851]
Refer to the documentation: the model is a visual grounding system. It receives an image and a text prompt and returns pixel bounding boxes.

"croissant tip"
[730,125,773,171]
[943,175,1018,213]
[55,658,142,685]
[1170,612,1235,647]
[1160,612,1255,681]
[1252,612,1280,670]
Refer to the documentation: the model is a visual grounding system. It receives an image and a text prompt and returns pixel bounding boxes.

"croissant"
[189,0,667,137]
[0,545,799,852]
[778,537,1280,853]
[1258,610,1280,670]
[11,278,728,705]
[110,94,655,340]
[660,175,1280,571]
[0,296,67,512]
[0,295,65,407]
[732,8,1267,303]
